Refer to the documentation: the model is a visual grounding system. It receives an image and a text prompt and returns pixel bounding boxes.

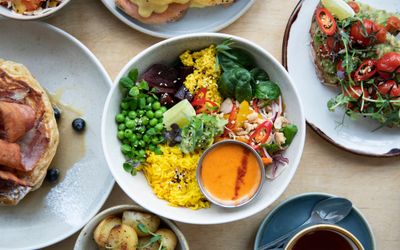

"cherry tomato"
[378,80,400,97]
[336,59,345,72]
[316,8,337,36]
[350,19,387,46]
[377,52,400,73]
[345,86,370,99]
[347,2,360,13]
[327,37,344,52]
[386,16,400,34]
[354,60,377,81]
[22,0,44,11]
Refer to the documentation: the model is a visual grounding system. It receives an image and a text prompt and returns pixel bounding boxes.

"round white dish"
[0,20,114,250]
[74,204,189,250]
[100,0,256,38]
[0,0,72,20]
[102,33,306,225]
[284,0,400,157]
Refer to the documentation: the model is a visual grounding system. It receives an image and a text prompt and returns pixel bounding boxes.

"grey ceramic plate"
[254,193,375,250]
[0,21,114,250]
[283,0,400,157]
[100,0,256,38]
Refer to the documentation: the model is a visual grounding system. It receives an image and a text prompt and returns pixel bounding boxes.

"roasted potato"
[93,216,122,247]
[107,224,138,250]
[138,237,160,250]
[156,228,177,250]
[122,211,160,237]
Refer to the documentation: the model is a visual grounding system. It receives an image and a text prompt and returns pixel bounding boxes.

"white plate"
[100,0,256,38]
[102,33,306,225]
[284,0,400,157]
[0,21,114,250]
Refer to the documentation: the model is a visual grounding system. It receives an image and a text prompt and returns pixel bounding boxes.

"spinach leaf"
[217,48,255,71]
[250,68,270,82]
[235,79,253,103]
[255,81,281,100]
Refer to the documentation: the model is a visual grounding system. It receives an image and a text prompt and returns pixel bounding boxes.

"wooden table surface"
[43,0,400,249]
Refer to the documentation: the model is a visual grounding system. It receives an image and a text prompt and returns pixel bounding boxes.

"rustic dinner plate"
[283,0,400,157]
[100,0,256,38]
[0,21,114,250]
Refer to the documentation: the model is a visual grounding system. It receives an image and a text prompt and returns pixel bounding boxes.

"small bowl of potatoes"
[74,204,189,250]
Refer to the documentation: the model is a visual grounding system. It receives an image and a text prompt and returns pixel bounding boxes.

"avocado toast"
[310,0,400,127]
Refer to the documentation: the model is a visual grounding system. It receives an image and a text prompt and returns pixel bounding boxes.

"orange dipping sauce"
[200,143,262,206]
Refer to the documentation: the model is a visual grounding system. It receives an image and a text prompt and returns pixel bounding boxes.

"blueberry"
[72,118,86,132]
[46,168,60,183]
[53,106,61,120]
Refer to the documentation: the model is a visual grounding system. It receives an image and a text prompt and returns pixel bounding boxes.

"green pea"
[115,114,125,123]
[121,110,128,115]
[121,144,131,154]
[136,133,142,139]
[152,101,161,110]
[143,134,150,143]
[117,131,125,140]
[124,129,133,139]
[128,111,137,119]
[149,144,156,151]
[138,126,146,134]
[146,110,155,119]
[149,118,158,127]
[121,102,129,110]
[154,147,162,155]
[138,150,146,157]
[160,106,167,113]
[147,96,155,103]
[126,120,136,129]
[141,117,149,125]
[154,110,163,118]
[129,134,137,143]
[138,110,145,116]
[145,104,152,110]
[138,140,145,147]
[147,128,156,135]
[151,137,160,145]
[155,123,164,132]
[129,87,140,97]
[118,124,126,131]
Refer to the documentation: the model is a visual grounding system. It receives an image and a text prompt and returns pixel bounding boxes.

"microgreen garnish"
[137,223,165,250]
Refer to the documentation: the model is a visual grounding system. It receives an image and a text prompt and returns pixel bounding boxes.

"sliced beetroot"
[177,66,193,84]
[140,64,180,89]
[160,93,176,107]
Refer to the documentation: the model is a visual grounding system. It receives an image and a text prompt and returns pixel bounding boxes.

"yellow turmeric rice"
[179,45,222,105]
[143,145,210,209]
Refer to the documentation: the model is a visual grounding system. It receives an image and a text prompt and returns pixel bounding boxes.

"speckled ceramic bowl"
[0,0,72,20]
[74,204,189,250]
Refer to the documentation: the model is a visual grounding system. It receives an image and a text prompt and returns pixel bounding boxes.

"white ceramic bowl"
[102,33,306,224]
[0,0,72,20]
[74,204,189,250]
